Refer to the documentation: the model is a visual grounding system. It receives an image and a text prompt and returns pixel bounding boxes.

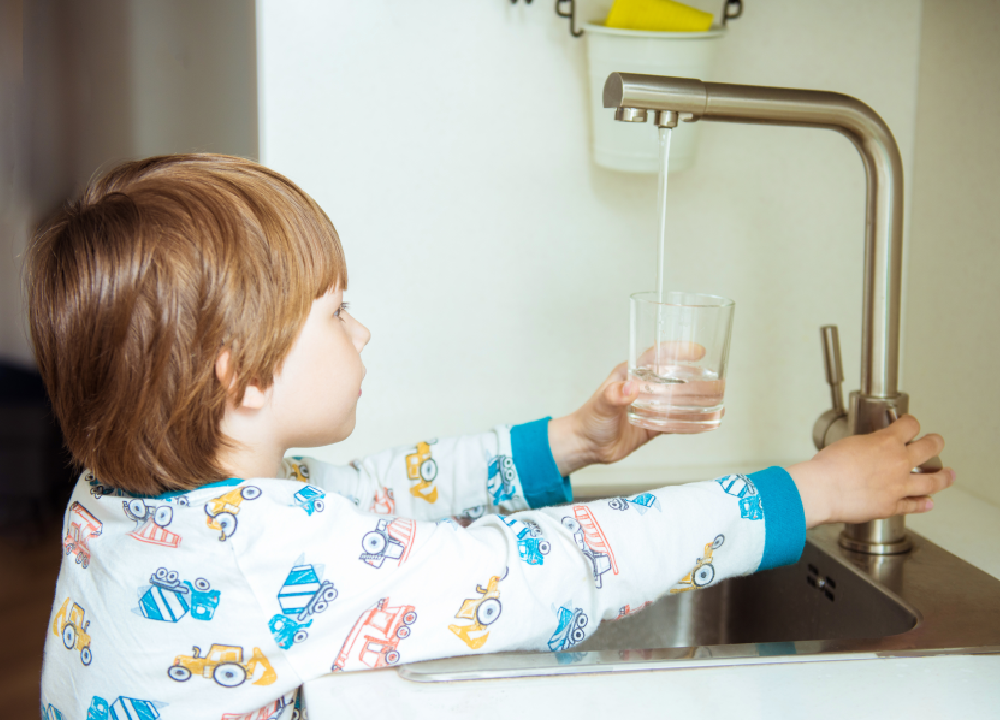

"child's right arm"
[235,462,803,681]
[787,413,951,526]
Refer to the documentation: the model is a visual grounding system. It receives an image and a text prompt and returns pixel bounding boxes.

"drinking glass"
[628,291,735,433]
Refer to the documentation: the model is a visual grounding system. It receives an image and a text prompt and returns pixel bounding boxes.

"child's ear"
[215,349,268,410]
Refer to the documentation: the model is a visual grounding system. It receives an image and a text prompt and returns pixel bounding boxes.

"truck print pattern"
[406,441,439,503]
[287,459,326,515]
[547,606,589,651]
[135,567,220,623]
[670,535,725,594]
[269,562,337,649]
[167,644,276,687]
[52,597,93,666]
[276,561,339,621]
[64,501,102,568]
[616,601,653,620]
[561,506,619,589]
[83,470,128,501]
[487,454,518,505]
[87,695,164,720]
[716,474,763,520]
[500,516,550,565]
[359,518,415,568]
[123,499,181,548]
[606,492,661,515]
[448,569,507,649]
[203,485,261,541]
[293,485,326,516]
[332,597,417,671]
[369,486,395,515]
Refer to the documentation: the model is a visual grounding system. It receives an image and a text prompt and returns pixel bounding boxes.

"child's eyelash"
[336,301,350,317]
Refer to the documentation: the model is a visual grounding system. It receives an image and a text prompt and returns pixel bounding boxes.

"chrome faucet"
[604,72,935,555]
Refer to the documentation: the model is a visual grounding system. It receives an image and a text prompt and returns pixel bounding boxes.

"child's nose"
[355,321,371,351]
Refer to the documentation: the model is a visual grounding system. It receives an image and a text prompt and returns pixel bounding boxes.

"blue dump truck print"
[716,474,762,520]
[270,562,339,647]
[500,516,551,565]
[547,606,589,651]
[292,485,326,516]
[487,455,518,505]
[87,696,162,720]
[136,567,220,623]
[607,492,661,515]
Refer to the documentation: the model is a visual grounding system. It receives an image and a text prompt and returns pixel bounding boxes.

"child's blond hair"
[26,154,347,494]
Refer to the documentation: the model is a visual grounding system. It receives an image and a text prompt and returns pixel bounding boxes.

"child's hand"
[547,345,702,476]
[787,414,953,528]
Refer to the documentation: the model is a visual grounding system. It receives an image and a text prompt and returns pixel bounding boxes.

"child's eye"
[334,301,350,319]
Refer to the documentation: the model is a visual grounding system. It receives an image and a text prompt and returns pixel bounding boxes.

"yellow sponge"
[605,0,714,32]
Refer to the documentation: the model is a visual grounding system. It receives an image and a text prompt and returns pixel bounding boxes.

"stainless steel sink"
[400,524,1000,682]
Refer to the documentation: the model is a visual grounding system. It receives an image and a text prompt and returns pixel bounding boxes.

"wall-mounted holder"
[550,0,744,39]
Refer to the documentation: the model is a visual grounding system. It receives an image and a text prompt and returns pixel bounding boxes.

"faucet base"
[839,517,914,555]
[838,531,913,555]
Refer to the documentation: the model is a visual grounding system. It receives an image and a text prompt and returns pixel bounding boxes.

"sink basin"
[400,524,1000,682]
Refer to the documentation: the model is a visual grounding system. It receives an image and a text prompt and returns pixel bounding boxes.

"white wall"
[260,0,924,483]
[905,0,1000,507]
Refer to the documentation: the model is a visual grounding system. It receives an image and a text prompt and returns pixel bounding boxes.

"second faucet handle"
[821,325,846,417]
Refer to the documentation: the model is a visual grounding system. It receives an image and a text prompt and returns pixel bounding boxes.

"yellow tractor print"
[448,568,507,650]
[167,643,276,688]
[406,441,439,504]
[670,535,725,594]
[52,597,93,665]
[203,485,261,541]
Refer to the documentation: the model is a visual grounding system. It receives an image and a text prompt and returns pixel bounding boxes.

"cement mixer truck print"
[136,567,220,623]
[269,561,339,648]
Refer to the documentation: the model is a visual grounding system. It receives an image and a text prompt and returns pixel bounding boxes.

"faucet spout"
[605,72,904,400]
[605,72,912,554]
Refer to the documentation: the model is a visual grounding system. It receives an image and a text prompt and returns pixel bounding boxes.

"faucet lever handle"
[820,325,846,416]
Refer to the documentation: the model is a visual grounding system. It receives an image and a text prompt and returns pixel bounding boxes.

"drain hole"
[807,563,819,575]
[824,589,835,601]
[825,576,836,590]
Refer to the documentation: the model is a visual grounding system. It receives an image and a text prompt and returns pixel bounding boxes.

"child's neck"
[218,402,286,479]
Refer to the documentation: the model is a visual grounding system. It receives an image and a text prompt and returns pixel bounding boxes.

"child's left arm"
[285,421,571,521]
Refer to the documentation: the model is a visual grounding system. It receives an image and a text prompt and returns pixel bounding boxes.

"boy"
[28,154,950,719]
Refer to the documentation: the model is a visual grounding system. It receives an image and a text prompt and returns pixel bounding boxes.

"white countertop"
[303,485,1000,719]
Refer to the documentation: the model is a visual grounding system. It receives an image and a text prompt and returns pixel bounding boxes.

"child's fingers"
[883,413,921,443]
[904,467,954,499]
[607,380,640,406]
[906,432,945,467]
[895,495,935,515]
[635,341,706,366]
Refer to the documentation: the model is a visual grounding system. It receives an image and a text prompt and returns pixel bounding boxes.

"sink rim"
[399,525,1000,683]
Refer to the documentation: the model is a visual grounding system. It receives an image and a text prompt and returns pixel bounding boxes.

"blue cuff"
[510,417,573,509]
[750,466,807,570]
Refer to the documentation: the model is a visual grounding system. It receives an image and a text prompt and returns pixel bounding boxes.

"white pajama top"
[40,418,806,720]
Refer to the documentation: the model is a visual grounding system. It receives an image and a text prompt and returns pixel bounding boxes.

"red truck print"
[332,597,417,671]
[369,487,395,515]
[64,502,102,569]
[562,505,619,589]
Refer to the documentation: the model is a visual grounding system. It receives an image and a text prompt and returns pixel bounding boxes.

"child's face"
[270,285,370,449]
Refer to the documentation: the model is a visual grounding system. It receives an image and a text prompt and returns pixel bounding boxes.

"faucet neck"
[605,73,904,397]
